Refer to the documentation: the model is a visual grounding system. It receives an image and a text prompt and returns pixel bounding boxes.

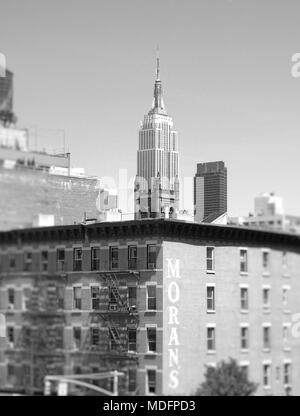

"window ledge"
[241,349,249,353]
[240,272,248,276]
[145,310,157,314]
[283,347,292,352]
[207,310,216,314]
[145,351,157,356]
[240,309,249,314]
[206,270,215,275]
[262,272,271,277]
[263,348,271,353]
[207,350,216,355]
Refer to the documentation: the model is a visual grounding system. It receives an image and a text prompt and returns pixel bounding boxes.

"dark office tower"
[194,161,227,223]
[0,69,15,125]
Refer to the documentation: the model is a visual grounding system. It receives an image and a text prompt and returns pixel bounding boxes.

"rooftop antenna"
[156,44,160,81]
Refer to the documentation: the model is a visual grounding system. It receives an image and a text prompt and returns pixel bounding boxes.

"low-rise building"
[0,219,299,395]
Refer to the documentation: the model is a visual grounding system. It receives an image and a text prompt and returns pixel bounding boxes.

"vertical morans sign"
[164,258,181,392]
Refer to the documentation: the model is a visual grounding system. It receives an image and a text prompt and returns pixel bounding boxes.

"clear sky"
[1,0,300,216]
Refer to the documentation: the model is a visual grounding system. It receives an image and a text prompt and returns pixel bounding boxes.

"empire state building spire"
[149,47,166,115]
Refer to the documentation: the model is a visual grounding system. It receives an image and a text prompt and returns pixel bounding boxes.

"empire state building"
[135,55,180,219]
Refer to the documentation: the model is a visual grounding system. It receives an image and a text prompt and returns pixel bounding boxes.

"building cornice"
[0,219,300,252]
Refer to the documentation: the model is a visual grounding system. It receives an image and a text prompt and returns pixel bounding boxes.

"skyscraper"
[194,161,227,223]
[135,54,179,219]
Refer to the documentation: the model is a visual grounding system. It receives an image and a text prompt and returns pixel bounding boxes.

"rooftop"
[0,218,299,252]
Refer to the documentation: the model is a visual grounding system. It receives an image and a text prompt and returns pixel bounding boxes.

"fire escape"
[74,271,139,395]
[7,277,66,395]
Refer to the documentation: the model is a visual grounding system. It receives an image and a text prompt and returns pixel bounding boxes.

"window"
[91,247,100,271]
[91,286,100,310]
[8,288,15,309]
[7,363,15,385]
[206,247,215,272]
[147,369,156,394]
[128,369,137,393]
[263,326,271,350]
[110,247,119,270]
[128,287,137,308]
[56,327,64,349]
[283,324,289,344]
[147,328,156,352]
[73,248,82,271]
[91,327,100,346]
[263,363,271,387]
[282,251,287,267]
[73,327,81,349]
[7,326,14,347]
[207,327,216,352]
[206,286,215,312]
[240,365,249,379]
[240,249,248,273]
[23,287,31,310]
[263,288,270,309]
[128,246,137,269]
[147,245,157,269]
[147,285,156,311]
[57,286,64,309]
[24,252,32,272]
[56,249,65,271]
[73,286,82,310]
[41,251,48,272]
[284,363,291,386]
[128,329,137,352]
[263,251,270,273]
[240,326,249,350]
[282,287,289,306]
[8,255,16,271]
[240,287,248,311]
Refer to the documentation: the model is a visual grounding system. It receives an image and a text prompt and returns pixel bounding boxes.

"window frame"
[240,249,248,274]
[73,286,82,310]
[206,247,215,273]
[146,284,157,311]
[91,286,100,310]
[110,246,119,270]
[146,368,157,395]
[207,326,216,353]
[146,327,157,353]
[128,245,137,270]
[147,245,157,269]
[206,285,215,312]
[91,247,100,271]
[73,248,83,271]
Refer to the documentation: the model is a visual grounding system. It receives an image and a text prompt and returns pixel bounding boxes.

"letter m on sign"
[167,259,180,279]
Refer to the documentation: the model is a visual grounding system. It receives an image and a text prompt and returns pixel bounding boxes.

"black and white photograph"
[0,0,300,404]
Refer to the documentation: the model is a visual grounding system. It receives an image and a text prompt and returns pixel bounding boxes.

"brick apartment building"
[0,219,299,395]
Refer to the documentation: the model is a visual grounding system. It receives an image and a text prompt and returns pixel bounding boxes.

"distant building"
[0,69,13,114]
[0,219,299,396]
[194,161,227,223]
[0,124,104,230]
[228,193,300,234]
[135,55,179,219]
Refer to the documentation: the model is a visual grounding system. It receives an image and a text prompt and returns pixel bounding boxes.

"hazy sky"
[1,0,300,216]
